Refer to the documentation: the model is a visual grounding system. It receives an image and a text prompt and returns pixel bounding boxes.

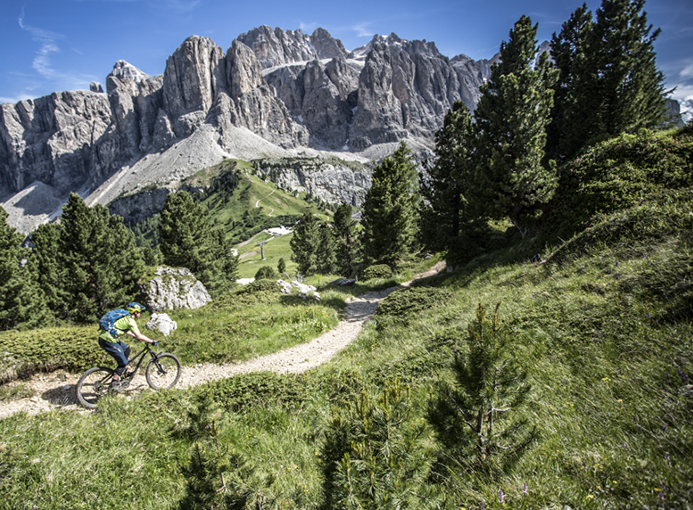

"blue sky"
[1,0,692,105]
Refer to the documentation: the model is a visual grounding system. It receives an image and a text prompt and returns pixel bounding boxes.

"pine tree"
[428,303,536,476]
[289,212,320,276]
[332,203,359,277]
[30,222,69,319]
[548,0,667,160]
[546,4,595,160]
[316,222,337,275]
[420,101,475,254]
[473,15,558,234]
[159,191,238,296]
[0,207,51,330]
[320,381,437,509]
[58,193,145,322]
[361,142,420,265]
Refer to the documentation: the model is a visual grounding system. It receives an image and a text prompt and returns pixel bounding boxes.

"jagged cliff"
[0,26,493,234]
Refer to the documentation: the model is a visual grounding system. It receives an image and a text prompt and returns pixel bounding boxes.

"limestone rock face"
[254,158,372,206]
[211,40,308,149]
[141,266,212,312]
[1,26,494,234]
[146,312,178,336]
[0,90,122,197]
[163,36,226,137]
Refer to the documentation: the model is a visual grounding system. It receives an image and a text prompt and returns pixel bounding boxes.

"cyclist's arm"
[124,329,156,344]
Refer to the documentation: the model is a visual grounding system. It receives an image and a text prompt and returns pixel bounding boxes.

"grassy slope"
[0,129,692,509]
[194,159,334,278]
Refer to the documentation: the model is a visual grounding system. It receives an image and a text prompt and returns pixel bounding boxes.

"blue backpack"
[99,309,130,338]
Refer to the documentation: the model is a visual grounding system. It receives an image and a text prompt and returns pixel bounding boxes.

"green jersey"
[99,315,140,342]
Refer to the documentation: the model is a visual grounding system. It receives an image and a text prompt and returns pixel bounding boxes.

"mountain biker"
[98,302,157,389]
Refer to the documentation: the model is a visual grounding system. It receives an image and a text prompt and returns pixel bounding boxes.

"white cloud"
[353,23,374,38]
[681,62,693,78]
[18,11,64,80]
[299,22,317,33]
[668,83,693,102]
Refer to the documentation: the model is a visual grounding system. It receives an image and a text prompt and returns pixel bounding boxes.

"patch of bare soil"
[0,262,446,419]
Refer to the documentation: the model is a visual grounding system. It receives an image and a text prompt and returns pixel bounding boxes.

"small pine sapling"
[428,303,537,477]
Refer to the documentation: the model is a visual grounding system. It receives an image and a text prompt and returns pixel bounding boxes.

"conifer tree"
[316,222,337,275]
[548,0,667,160]
[30,222,69,318]
[58,193,145,322]
[420,101,475,254]
[332,203,359,276]
[289,212,320,276]
[473,15,558,234]
[0,207,51,330]
[361,142,420,265]
[321,381,437,509]
[159,191,238,296]
[546,4,595,160]
[428,303,536,476]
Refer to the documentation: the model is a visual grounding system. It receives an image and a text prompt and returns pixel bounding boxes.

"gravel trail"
[0,262,445,420]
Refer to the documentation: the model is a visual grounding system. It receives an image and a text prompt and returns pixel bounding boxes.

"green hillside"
[130,158,333,255]
[193,159,331,243]
[0,128,691,508]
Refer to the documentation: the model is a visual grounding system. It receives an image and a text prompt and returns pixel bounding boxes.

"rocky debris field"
[0,263,445,420]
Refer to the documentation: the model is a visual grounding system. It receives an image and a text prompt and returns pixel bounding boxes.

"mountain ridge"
[1,26,494,234]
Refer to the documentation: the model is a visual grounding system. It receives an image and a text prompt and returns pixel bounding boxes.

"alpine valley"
[0,26,496,235]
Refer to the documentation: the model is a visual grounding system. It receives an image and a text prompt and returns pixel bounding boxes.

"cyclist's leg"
[98,338,129,379]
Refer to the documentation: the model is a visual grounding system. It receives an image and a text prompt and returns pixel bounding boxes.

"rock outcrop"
[1,26,493,234]
[146,313,178,336]
[140,266,212,312]
[254,157,372,206]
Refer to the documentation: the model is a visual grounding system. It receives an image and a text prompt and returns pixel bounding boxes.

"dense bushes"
[254,266,277,280]
[361,264,392,280]
[0,326,111,380]
[548,129,693,238]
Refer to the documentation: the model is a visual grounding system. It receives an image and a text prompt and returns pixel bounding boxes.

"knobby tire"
[145,353,181,390]
[76,366,114,409]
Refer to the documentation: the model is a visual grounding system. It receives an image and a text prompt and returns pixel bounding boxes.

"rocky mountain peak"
[1,26,495,234]
[107,60,151,90]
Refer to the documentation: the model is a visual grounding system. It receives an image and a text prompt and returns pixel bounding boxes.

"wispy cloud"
[353,22,374,38]
[16,10,99,95]
[299,22,317,33]
[18,10,63,80]
[681,61,693,78]
[159,0,201,14]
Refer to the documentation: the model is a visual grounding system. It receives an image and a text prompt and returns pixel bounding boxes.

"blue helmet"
[127,302,146,314]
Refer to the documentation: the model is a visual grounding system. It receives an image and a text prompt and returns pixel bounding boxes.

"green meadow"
[0,128,691,508]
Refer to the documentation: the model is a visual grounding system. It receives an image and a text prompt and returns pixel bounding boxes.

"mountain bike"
[76,342,181,409]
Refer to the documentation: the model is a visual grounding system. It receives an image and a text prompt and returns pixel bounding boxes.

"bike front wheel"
[76,366,114,409]
[145,353,181,390]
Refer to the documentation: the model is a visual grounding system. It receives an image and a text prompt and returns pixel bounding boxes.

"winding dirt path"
[0,262,445,420]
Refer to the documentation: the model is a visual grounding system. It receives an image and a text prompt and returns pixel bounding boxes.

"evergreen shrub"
[254,266,277,280]
[237,279,281,295]
[0,327,111,381]
[193,371,310,412]
[361,264,392,280]
[550,130,693,237]
[377,286,452,318]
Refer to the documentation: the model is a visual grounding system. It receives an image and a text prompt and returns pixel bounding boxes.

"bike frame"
[122,344,161,378]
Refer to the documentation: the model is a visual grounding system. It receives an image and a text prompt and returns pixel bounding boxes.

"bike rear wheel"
[145,353,181,390]
[76,366,114,409]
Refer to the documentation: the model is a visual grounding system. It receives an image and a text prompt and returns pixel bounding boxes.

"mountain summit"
[0,27,492,234]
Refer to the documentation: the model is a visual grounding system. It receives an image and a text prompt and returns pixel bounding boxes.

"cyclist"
[98,302,157,389]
